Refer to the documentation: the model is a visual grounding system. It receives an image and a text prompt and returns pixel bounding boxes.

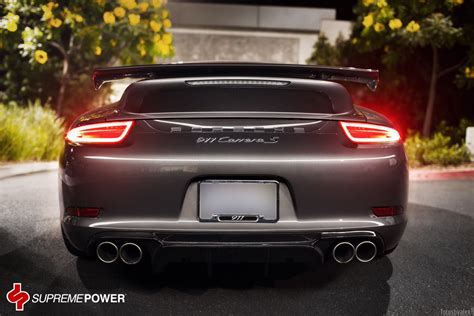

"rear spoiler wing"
[93,63,379,91]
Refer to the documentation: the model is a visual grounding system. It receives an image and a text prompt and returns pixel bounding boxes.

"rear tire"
[61,227,90,258]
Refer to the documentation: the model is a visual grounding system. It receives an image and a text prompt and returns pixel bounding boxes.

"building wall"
[167,2,350,64]
[171,28,316,64]
[320,19,352,44]
[167,3,336,31]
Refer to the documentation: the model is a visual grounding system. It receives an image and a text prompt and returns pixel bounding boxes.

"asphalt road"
[0,171,473,315]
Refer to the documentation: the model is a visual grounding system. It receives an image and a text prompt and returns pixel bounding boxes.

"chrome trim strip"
[84,155,396,164]
[320,231,377,239]
[88,220,387,229]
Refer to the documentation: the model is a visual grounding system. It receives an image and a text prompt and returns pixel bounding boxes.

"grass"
[0,101,65,162]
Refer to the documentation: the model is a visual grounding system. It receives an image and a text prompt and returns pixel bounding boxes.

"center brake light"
[66,121,134,144]
[339,121,400,144]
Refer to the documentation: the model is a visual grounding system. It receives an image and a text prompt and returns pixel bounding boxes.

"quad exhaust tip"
[355,241,377,263]
[332,242,355,264]
[96,241,118,263]
[332,240,378,263]
[119,243,143,265]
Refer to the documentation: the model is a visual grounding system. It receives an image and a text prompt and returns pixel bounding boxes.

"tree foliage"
[0,0,174,117]
[352,0,472,136]
[353,0,466,68]
[308,0,473,136]
[306,34,351,66]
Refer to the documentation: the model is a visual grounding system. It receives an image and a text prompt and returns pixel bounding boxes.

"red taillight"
[372,206,403,217]
[339,122,400,144]
[66,121,134,144]
[66,207,101,217]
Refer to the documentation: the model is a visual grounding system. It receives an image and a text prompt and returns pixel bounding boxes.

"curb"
[409,168,474,181]
[0,162,58,180]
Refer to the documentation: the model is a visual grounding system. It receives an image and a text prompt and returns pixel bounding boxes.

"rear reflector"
[372,206,403,217]
[66,121,134,144]
[339,122,400,144]
[66,207,101,217]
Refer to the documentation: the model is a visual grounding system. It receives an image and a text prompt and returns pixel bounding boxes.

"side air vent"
[185,79,290,86]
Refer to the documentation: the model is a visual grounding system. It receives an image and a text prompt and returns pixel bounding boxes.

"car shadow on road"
[0,228,63,286]
[75,254,394,315]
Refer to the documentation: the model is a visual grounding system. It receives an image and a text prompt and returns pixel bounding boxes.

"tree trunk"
[422,46,439,137]
[56,57,69,114]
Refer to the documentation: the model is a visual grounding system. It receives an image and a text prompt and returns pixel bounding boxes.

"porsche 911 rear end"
[59,63,407,266]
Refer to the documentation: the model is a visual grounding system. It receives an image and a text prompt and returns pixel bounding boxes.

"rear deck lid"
[120,77,355,117]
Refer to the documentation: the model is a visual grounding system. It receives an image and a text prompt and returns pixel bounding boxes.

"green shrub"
[0,101,65,161]
[436,118,474,145]
[404,131,471,167]
[404,132,425,167]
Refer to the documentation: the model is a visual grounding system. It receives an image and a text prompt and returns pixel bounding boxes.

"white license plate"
[199,180,278,222]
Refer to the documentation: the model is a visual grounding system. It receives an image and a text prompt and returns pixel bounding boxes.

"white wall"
[320,19,352,44]
[171,28,318,64]
[167,3,336,32]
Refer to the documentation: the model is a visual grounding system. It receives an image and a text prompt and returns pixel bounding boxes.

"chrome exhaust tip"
[119,243,143,265]
[332,242,355,264]
[355,241,377,263]
[96,241,118,263]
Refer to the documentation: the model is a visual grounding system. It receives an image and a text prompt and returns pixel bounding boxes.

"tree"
[306,34,349,66]
[351,0,472,136]
[0,0,174,115]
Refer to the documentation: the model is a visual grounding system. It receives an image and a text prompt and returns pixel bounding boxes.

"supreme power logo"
[6,283,30,312]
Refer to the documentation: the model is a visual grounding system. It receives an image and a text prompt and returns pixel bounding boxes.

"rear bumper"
[61,174,408,255]
[62,213,407,258]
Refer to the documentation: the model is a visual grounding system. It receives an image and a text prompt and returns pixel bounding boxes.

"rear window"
[123,85,334,114]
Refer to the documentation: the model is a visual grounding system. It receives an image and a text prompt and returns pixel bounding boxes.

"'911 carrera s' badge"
[196,136,279,144]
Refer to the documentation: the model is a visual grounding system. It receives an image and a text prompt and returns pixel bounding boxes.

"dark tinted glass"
[125,86,334,113]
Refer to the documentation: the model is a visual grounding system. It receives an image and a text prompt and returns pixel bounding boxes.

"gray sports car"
[59,63,407,267]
